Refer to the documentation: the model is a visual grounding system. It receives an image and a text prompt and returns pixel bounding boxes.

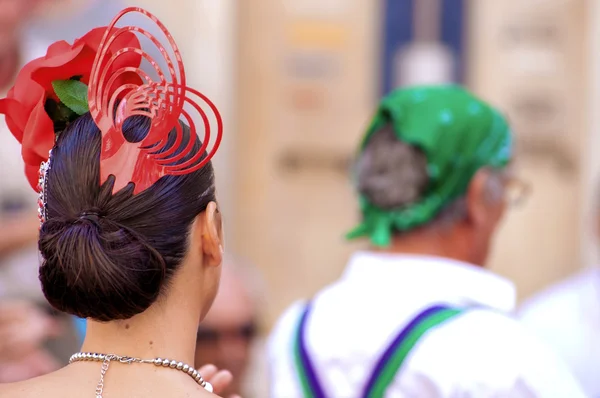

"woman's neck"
[80,293,202,366]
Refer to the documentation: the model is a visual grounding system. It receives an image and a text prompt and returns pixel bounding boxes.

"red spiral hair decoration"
[88,7,223,194]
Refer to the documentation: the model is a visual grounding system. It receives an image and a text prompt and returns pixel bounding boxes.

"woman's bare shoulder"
[0,367,89,398]
[0,375,53,397]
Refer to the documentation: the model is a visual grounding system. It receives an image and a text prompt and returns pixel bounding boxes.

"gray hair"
[355,125,505,229]
[356,125,429,209]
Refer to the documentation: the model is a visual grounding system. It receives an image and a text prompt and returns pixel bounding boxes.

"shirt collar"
[342,251,517,313]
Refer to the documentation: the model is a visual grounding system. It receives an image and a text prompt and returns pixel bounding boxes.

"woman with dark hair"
[0,7,239,398]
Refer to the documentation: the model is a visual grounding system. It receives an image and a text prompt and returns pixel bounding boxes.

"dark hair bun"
[39,215,166,321]
[38,113,216,322]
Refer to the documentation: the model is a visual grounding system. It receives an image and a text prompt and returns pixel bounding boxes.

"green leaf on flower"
[51,79,89,115]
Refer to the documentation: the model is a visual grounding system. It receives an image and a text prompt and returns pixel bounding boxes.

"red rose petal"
[74,27,112,50]
[31,45,95,91]
[10,58,47,110]
[31,28,142,93]
[21,97,54,165]
[0,98,27,141]
[45,40,71,58]
[2,24,144,194]
[25,164,40,192]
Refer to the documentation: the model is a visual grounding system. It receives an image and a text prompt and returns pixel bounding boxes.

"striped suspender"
[361,305,464,397]
[293,303,327,398]
[293,304,465,398]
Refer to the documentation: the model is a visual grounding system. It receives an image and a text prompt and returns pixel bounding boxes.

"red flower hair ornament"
[0,7,223,225]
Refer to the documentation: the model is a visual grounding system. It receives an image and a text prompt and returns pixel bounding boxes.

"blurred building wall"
[468,0,587,299]
[233,1,381,326]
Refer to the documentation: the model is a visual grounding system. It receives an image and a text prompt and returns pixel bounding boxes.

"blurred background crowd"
[0,0,599,397]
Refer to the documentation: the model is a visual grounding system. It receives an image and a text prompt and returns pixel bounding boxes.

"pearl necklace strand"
[69,352,213,397]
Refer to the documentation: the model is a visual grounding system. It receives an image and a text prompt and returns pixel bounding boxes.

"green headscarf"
[346,85,512,247]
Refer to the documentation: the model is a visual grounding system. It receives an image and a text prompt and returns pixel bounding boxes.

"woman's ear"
[198,201,223,267]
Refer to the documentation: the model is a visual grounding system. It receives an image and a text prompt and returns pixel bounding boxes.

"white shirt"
[268,252,587,398]
[518,267,600,398]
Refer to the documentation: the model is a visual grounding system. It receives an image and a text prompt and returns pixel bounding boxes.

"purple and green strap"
[294,303,327,398]
[361,305,464,397]
[293,304,465,398]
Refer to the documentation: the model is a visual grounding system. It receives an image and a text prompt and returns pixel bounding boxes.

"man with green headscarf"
[268,85,586,398]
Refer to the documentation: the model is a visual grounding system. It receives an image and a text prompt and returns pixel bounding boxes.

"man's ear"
[198,201,223,267]
[465,169,491,227]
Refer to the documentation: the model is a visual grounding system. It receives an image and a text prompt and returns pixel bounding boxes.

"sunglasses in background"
[196,322,257,344]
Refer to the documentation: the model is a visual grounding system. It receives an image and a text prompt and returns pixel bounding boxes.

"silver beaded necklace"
[69,352,213,397]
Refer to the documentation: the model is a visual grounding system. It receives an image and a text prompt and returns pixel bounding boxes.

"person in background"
[518,190,600,397]
[0,0,47,301]
[0,300,62,382]
[268,85,587,397]
[0,0,77,383]
[195,255,268,398]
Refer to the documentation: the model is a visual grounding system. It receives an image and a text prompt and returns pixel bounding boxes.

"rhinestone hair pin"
[37,150,51,226]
